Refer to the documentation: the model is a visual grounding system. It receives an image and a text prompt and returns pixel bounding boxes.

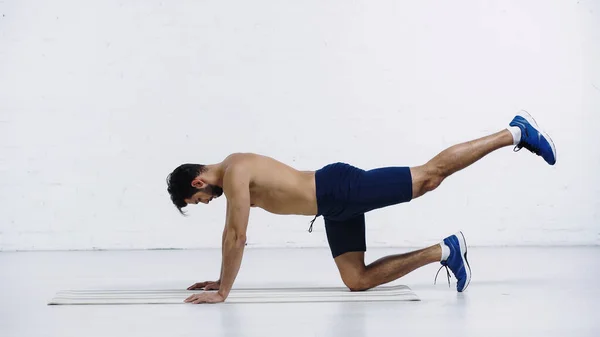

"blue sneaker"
[509,110,557,165]
[435,231,471,292]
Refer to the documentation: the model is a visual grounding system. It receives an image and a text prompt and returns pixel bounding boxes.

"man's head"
[166,163,223,215]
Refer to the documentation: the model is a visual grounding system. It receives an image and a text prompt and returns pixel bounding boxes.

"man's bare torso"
[222,153,318,216]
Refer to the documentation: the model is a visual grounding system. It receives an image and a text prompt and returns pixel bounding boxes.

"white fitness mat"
[48,285,419,305]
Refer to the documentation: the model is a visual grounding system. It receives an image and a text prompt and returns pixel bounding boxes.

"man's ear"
[191,178,206,189]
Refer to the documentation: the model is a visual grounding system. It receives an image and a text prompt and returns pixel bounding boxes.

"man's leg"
[334,246,441,291]
[410,129,514,199]
[326,214,448,291]
[411,110,558,199]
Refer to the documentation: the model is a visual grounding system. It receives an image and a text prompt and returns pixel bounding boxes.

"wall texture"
[1,0,599,251]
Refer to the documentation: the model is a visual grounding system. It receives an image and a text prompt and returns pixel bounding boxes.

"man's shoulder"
[221,154,255,195]
[223,152,257,166]
[222,153,259,178]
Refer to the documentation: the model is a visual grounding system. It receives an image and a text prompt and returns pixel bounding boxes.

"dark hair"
[166,164,207,215]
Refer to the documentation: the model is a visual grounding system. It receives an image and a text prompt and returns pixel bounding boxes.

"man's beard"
[200,184,223,197]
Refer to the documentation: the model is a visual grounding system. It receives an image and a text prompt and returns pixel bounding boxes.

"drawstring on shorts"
[308,215,318,233]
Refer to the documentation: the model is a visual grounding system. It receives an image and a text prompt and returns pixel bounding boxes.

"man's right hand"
[187,280,221,291]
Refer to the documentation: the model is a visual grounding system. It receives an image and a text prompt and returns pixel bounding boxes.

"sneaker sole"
[457,231,471,292]
[517,110,557,164]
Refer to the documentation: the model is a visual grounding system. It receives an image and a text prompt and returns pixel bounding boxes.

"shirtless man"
[166,111,556,304]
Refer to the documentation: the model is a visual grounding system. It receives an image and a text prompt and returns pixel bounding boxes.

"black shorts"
[314,162,413,258]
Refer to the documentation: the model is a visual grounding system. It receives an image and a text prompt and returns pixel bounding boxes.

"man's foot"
[436,231,471,292]
[509,110,557,165]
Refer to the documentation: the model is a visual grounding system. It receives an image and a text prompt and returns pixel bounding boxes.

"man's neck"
[204,164,225,186]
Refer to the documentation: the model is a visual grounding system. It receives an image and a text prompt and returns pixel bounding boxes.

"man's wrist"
[217,288,230,298]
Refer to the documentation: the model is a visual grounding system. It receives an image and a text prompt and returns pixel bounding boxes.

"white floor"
[1,246,598,337]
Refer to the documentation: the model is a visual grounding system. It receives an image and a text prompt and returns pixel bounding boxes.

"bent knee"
[423,171,445,192]
[342,274,371,292]
[411,165,446,198]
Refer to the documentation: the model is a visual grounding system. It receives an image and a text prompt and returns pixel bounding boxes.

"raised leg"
[410,129,514,199]
[334,245,441,291]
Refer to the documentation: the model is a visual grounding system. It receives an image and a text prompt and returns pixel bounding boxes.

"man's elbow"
[236,233,247,248]
[229,231,247,248]
[237,236,247,248]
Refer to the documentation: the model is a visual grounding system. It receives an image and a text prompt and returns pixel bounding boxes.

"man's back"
[223,153,318,216]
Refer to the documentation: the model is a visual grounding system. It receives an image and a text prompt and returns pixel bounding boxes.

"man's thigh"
[346,166,414,215]
[324,214,367,259]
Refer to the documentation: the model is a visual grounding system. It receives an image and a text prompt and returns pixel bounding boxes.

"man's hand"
[187,280,220,291]
[184,291,225,304]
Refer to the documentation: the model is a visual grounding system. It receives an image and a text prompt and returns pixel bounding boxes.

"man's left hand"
[184,291,226,304]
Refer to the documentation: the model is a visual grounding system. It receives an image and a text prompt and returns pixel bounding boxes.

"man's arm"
[184,165,251,304]
[216,166,251,299]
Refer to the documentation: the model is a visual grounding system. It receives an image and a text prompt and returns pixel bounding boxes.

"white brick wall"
[1,0,599,251]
